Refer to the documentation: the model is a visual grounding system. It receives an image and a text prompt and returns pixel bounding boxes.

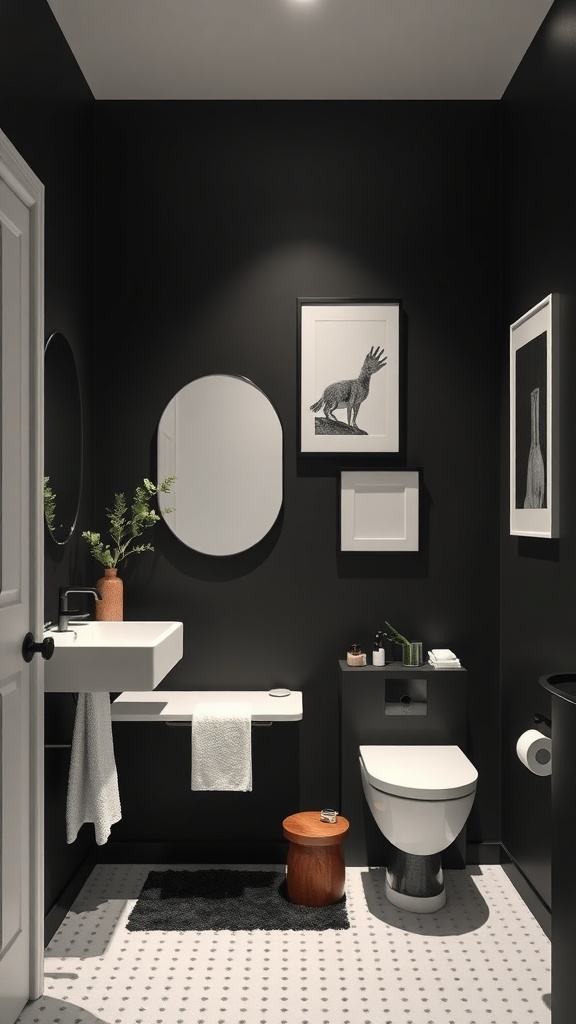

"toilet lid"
[360,745,478,800]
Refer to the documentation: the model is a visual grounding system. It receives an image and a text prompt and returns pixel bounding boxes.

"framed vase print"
[298,298,401,456]
[509,294,559,538]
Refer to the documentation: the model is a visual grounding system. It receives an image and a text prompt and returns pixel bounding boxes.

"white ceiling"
[46,0,555,101]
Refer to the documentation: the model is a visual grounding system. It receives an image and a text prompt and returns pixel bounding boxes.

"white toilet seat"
[359,744,478,801]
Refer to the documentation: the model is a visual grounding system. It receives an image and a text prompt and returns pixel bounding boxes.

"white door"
[0,131,45,1020]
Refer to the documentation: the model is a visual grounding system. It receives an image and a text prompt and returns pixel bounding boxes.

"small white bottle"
[372,642,385,666]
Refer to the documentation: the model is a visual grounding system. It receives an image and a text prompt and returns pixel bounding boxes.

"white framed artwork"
[510,294,559,538]
[340,469,419,552]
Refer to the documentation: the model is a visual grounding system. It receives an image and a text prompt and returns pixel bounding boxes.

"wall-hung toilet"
[359,744,478,912]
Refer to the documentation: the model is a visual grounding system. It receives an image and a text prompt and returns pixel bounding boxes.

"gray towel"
[66,692,122,845]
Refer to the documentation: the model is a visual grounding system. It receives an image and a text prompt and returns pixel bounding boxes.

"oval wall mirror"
[157,374,283,556]
[44,332,83,545]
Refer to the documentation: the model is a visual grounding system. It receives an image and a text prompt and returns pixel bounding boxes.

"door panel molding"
[0,127,45,1008]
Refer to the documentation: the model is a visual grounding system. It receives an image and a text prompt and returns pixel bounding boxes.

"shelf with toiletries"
[110,689,303,722]
[340,660,466,674]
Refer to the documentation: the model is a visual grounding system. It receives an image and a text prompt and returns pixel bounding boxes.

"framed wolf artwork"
[297,298,401,456]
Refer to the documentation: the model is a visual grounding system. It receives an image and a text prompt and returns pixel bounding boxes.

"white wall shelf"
[111,689,303,723]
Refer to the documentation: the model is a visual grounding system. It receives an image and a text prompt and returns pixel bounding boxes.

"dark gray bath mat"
[126,868,349,931]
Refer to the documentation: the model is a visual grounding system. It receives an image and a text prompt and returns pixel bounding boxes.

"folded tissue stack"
[428,648,462,669]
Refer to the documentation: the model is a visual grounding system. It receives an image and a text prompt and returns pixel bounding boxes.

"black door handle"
[22,632,55,663]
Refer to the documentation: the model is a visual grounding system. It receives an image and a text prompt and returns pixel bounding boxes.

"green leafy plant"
[383,620,410,647]
[44,476,57,533]
[82,476,175,568]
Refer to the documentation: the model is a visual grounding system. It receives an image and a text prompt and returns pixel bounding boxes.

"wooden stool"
[282,810,350,907]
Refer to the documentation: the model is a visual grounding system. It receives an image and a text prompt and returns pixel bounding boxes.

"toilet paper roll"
[516,729,552,777]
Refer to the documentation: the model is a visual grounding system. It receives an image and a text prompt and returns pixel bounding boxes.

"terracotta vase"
[95,567,123,621]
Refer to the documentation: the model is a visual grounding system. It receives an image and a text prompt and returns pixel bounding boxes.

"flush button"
[385,678,427,715]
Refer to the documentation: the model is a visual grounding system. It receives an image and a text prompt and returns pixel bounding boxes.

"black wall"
[501,0,576,914]
[93,100,502,859]
[0,0,95,915]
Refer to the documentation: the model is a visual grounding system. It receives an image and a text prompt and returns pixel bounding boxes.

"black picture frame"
[297,297,402,457]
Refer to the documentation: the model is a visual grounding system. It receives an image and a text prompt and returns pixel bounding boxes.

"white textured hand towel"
[428,651,462,669]
[66,692,122,845]
[191,701,253,792]
[429,649,458,661]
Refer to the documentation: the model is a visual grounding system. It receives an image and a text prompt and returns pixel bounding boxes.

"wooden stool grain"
[282,810,350,907]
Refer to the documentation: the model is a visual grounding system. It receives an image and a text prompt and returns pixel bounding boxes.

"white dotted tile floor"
[17,863,550,1024]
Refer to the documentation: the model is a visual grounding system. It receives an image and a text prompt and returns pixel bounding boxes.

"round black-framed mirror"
[44,332,83,545]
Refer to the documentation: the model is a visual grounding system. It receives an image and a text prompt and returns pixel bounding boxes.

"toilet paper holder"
[517,725,552,776]
[534,712,551,731]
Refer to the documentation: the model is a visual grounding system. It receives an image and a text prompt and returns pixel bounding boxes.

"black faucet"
[57,586,102,632]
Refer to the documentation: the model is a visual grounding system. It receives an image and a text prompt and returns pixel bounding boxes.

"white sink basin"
[44,620,184,692]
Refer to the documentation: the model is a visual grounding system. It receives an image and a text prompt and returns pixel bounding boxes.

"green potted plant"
[383,620,423,667]
[43,476,57,534]
[82,476,175,621]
